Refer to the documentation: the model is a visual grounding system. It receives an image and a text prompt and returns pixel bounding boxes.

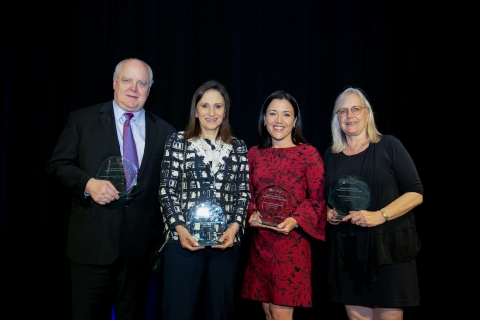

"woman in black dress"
[324,87,423,320]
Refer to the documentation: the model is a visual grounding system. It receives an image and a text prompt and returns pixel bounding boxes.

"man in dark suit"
[47,58,176,320]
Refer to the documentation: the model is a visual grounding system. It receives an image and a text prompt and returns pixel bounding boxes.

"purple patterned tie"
[123,112,139,191]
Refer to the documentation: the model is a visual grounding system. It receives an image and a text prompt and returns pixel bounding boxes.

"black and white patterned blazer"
[159,131,250,245]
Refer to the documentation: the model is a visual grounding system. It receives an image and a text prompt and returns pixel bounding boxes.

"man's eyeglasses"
[336,106,367,118]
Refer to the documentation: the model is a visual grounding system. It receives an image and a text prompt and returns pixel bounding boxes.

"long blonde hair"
[330,87,382,153]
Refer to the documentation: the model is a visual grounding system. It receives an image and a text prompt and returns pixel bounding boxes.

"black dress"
[324,135,423,307]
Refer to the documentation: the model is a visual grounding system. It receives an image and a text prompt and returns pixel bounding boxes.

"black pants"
[161,244,241,320]
[70,260,150,320]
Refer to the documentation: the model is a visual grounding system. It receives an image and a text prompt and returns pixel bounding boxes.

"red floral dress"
[241,144,326,307]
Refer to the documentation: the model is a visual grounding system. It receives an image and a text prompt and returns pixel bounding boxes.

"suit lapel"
[99,101,121,156]
[139,110,158,178]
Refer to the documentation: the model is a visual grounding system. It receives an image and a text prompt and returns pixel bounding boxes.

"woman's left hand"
[212,223,238,250]
[343,210,382,227]
[263,217,298,235]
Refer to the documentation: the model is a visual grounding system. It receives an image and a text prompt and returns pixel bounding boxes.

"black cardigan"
[324,135,423,293]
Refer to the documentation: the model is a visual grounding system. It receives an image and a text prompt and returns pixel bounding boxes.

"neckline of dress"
[270,144,299,149]
[199,136,222,150]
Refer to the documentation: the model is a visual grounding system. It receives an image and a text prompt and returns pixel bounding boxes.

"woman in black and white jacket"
[158,80,250,320]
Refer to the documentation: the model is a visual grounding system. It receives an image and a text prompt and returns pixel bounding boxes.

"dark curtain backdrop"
[3,1,428,319]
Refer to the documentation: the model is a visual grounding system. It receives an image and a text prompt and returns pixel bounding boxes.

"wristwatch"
[380,210,388,221]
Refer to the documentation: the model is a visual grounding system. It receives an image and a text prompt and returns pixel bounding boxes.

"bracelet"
[380,209,388,221]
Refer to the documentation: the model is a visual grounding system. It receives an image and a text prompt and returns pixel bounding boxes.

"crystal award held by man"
[188,202,227,246]
[97,156,138,204]
[328,175,370,220]
[254,185,294,227]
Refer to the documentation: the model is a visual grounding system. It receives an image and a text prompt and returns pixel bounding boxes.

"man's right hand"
[85,178,120,205]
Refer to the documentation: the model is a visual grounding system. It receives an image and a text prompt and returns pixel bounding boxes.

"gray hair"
[113,58,154,88]
[330,87,382,153]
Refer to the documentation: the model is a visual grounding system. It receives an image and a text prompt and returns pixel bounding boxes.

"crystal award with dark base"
[328,175,370,220]
[253,185,294,227]
[97,156,138,204]
[188,202,227,246]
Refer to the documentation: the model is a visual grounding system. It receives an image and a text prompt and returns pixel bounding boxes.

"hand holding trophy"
[97,156,138,204]
[253,185,294,227]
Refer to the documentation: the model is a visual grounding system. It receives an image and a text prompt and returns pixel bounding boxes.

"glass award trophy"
[253,185,294,227]
[188,202,227,246]
[328,175,370,220]
[97,156,138,204]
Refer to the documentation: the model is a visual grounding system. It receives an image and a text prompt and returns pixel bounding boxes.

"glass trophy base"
[118,193,133,204]
[252,219,279,227]
[194,238,224,246]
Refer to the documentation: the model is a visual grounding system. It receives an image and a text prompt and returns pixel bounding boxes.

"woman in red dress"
[241,90,327,320]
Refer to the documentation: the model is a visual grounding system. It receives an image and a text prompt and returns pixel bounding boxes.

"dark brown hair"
[258,90,307,148]
[184,80,233,144]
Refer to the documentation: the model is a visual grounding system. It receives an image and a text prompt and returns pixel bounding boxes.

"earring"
[264,122,266,126]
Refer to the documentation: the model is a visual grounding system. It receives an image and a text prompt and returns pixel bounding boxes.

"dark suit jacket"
[47,101,176,267]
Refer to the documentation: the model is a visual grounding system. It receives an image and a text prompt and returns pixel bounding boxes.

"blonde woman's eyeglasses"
[336,106,367,118]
